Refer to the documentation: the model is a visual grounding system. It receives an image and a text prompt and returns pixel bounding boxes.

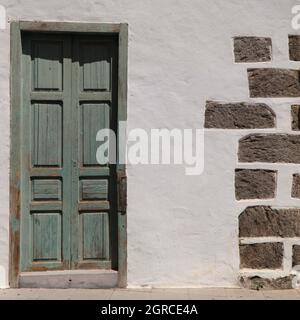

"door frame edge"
[9,20,22,288]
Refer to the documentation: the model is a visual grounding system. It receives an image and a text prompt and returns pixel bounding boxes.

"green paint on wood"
[81,103,110,166]
[11,22,128,288]
[32,40,63,91]
[32,179,62,201]
[32,213,61,261]
[81,212,110,260]
[80,179,108,200]
[19,32,120,273]
[32,103,62,167]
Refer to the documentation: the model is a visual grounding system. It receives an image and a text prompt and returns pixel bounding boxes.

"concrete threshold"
[19,269,118,289]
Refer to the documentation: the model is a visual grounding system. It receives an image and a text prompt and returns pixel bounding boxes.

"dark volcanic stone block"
[239,134,300,163]
[240,242,283,269]
[204,101,275,129]
[289,35,300,61]
[234,37,272,62]
[248,68,300,97]
[292,174,300,198]
[235,169,276,200]
[239,206,300,237]
[240,275,294,290]
[293,245,300,267]
[291,105,300,131]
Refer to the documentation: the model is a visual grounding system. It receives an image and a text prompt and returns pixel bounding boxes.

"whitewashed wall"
[0,0,298,288]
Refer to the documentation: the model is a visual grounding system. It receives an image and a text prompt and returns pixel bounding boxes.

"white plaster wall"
[0,0,299,288]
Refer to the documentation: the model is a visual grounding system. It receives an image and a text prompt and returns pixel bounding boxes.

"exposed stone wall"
[292,174,300,199]
[240,243,283,269]
[293,246,300,267]
[205,102,275,129]
[233,37,271,63]
[239,206,300,237]
[289,35,300,61]
[235,170,276,200]
[248,68,300,98]
[291,105,300,131]
[240,276,295,290]
[238,134,300,163]
[204,35,300,289]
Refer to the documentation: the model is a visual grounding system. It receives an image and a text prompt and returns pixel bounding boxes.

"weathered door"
[20,32,118,272]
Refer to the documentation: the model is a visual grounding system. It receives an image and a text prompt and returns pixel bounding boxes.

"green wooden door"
[20,33,118,272]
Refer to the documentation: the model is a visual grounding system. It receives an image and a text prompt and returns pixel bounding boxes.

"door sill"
[18,269,118,288]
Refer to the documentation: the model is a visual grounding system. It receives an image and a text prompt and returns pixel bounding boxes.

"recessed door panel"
[81,103,110,166]
[31,178,62,201]
[80,42,112,91]
[32,40,63,91]
[32,212,62,261]
[32,102,62,167]
[80,212,110,260]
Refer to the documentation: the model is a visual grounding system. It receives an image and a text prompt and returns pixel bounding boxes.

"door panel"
[31,212,62,262]
[21,33,71,272]
[31,178,62,201]
[80,41,112,92]
[80,179,108,201]
[70,36,118,270]
[31,102,62,167]
[20,33,118,272]
[31,40,63,91]
[80,212,110,260]
[81,103,110,166]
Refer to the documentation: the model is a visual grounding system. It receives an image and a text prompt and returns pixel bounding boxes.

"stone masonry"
[248,68,300,98]
[204,35,300,289]
[239,206,300,237]
[292,174,300,199]
[239,243,283,269]
[289,35,300,61]
[239,276,295,290]
[238,134,300,163]
[205,102,275,129]
[291,105,300,131]
[233,37,272,63]
[293,245,300,267]
[235,169,276,200]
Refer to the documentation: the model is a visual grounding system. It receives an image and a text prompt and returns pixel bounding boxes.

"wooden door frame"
[9,21,128,288]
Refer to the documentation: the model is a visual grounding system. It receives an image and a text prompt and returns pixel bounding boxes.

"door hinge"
[117,172,127,214]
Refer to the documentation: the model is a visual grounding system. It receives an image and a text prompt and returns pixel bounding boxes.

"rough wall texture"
[293,245,300,267]
[240,243,283,269]
[239,206,300,237]
[204,102,275,129]
[248,68,300,98]
[240,276,294,290]
[233,37,272,62]
[289,35,300,61]
[238,134,300,163]
[235,169,276,200]
[0,0,300,290]
[292,174,300,198]
[291,105,300,131]
[235,31,300,288]
[204,2,300,289]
